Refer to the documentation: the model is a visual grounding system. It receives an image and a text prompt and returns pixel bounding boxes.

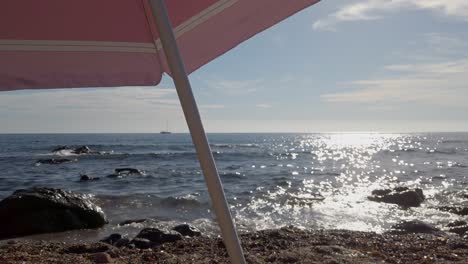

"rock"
[0,187,108,239]
[135,228,183,245]
[107,168,144,178]
[447,221,468,236]
[129,238,152,249]
[36,158,73,165]
[80,174,100,181]
[389,220,443,235]
[437,206,468,216]
[172,224,201,237]
[100,233,122,245]
[90,252,112,263]
[51,145,69,152]
[118,219,148,226]
[114,238,130,248]
[73,146,92,154]
[368,187,424,207]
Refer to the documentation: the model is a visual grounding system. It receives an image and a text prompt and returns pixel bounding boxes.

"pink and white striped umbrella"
[0,0,319,91]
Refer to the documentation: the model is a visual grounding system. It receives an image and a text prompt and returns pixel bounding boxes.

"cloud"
[204,79,262,95]
[313,0,468,31]
[321,59,468,106]
[0,87,178,112]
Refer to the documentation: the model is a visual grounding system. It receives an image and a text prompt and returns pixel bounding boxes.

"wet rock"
[114,238,130,248]
[160,197,201,208]
[129,238,152,249]
[36,158,73,165]
[107,168,144,178]
[368,187,424,207]
[0,187,108,239]
[51,145,69,152]
[100,233,122,245]
[73,146,92,154]
[80,174,100,181]
[389,220,443,235]
[118,219,148,226]
[446,221,468,236]
[135,228,183,245]
[172,224,201,237]
[438,206,468,216]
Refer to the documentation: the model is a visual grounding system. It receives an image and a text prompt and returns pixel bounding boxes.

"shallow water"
[0,133,467,242]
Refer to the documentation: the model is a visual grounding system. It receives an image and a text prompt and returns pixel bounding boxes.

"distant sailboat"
[160,120,172,134]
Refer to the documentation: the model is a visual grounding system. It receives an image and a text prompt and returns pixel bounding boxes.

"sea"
[0,133,467,242]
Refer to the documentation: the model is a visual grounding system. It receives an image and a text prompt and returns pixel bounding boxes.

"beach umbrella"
[0,0,320,262]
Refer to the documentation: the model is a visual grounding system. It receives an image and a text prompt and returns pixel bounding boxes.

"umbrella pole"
[149,1,246,263]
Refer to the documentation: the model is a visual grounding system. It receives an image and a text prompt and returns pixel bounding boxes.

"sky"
[1,0,468,133]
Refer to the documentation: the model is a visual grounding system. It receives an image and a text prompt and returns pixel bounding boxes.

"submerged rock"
[36,158,73,165]
[389,220,443,235]
[0,187,108,239]
[368,187,424,207]
[172,224,201,237]
[51,145,69,152]
[79,174,100,182]
[135,228,183,245]
[118,218,149,226]
[72,146,92,154]
[107,168,144,178]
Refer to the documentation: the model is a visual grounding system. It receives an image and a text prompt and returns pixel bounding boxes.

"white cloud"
[321,59,468,106]
[0,87,187,133]
[0,87,178,112]
[204,79,262,95]
[314,0,468,31]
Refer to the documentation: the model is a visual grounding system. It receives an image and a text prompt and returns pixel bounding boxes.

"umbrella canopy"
[0,1,320,263]
[0,0,319,91]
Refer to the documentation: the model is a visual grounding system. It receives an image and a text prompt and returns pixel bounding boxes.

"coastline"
[1,227,468,263]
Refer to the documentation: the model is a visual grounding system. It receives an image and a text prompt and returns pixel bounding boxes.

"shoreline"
[1,227,468,263]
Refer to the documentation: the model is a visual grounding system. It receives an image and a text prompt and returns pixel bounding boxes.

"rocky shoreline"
[1,227,468,263]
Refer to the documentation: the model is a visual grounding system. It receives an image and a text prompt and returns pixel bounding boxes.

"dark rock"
[129,238,152,249]
[438,206,468,216]
[107,168,144,178]
[0,187,108,239]
[89,252,112,263]
[160,197,201,208]
[114,238,130,248]
[100,233,122,245]
[172,224,201,237]
[368,187,424,207]
[36,158,73,165]
[72,146,92,154]
[79,174,100,182]
[389,220,443,235]
[51,145,69,152]
[135,228,183,245]
[119,219,148,226]
[446,221,468,236]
